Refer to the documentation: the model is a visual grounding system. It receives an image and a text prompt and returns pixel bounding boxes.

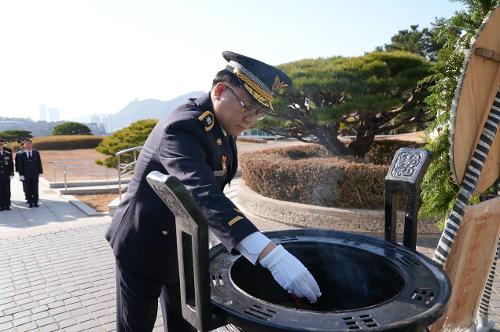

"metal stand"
[146,171,223,332]
[384,148,432,250]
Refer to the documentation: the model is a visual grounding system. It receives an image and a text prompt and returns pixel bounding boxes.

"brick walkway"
[0,176,498,331]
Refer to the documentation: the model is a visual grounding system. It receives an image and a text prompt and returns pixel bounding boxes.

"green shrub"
[30,135,103,150]
[420,2,497,221]
[96,119,158,168]
[52,122,92,135]
[339,162,389,208]
[0,130,32,141]
[367,140,424,165]
[240,144,394,209]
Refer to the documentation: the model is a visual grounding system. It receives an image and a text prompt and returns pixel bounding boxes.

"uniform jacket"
[105,93,258,282]
[16,150,43,178]
[14,149,23,173]
[0,150,14,178]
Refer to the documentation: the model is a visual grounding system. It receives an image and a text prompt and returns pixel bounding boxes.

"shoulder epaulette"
[198,111,215,132]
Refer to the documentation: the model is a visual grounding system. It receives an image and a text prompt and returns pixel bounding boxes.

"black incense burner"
[146,148,450,332]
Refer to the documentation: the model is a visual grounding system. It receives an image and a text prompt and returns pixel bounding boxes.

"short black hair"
[212,69,242,88]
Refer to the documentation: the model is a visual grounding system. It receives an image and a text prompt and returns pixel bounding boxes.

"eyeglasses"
[225,86,266,120]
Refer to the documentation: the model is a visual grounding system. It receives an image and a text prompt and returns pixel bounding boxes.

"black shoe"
[29,203,33,208]
[0,207,3,211]
[4,207,10,210]
[34,204,39,208]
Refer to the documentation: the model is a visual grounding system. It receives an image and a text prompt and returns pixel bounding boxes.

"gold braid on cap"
[232,67,274,109]
[241,82,273,111]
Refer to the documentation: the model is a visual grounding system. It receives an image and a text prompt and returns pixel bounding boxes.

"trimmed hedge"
[240,142,418,209]
[366,140,424,165]
[25,135,104,150]
[240,144,388,208]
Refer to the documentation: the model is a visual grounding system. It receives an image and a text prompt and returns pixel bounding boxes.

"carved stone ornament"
[385,148,431,185]
[391,151,422,178]
[149,180,190,219]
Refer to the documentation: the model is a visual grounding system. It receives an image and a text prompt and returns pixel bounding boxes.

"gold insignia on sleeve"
[198,111,215,132]
[228,215,243,226]
[216,138,222,146]
[272,76,288,92]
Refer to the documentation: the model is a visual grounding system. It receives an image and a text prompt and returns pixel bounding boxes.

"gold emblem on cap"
[216,138,222,146]
[272,76,288,92]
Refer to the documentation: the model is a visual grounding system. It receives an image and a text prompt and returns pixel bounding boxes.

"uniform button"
[161,230,168,235]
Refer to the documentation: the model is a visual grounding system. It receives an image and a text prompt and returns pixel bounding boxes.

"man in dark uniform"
[0,138,14,210]
[105,51,321,332]
[0,137,13,154]
[16,139,43,208]
[15,140,29,203]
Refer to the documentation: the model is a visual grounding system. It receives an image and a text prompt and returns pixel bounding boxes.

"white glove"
[20,175,25,181]
[235,232,271,265]
[259,245,321,303]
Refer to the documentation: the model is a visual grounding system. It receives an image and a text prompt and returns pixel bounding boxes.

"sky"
[0,0,465,121]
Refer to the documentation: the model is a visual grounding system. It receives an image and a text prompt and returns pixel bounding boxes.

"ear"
[213,83,226,99]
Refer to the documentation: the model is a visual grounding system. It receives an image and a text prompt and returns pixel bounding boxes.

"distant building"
[90,114,112,134]
[39,105,61,122]
[86,122,106,135]
[47,108,60,122]
[39,105,47,122]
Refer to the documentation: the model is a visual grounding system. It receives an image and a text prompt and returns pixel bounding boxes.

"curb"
[236,181,440,234]
[64,194,107,217]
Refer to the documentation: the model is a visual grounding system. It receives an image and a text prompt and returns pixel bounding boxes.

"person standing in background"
[0,137,12,153]
[0,138,14,210]
[16,139,43,208]
[15,140,29,203]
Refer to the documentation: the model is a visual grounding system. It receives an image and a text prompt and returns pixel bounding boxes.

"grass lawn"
[73,193,118,212]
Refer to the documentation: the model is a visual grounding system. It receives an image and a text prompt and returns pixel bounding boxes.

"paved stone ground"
[0,176,498,331]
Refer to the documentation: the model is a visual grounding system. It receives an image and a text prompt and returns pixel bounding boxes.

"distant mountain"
[108,91,205,132]
[1,91,207,135]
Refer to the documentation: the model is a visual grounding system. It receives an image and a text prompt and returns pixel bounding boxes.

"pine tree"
[96,119,158,168]
[263,51,431,156]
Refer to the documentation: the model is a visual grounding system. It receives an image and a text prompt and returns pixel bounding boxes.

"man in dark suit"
[16,139,43,208]
[0,138,14,210]
[105,51,321,332]
[15,140,29,203]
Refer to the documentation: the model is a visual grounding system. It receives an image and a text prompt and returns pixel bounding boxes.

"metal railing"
[116,146,142,199]
[47,160,111,190]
